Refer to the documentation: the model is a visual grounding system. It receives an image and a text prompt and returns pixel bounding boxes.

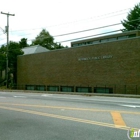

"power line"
[6,8,129,34]
[4,11,127,39]
[0,16,139,47]
[0,29,123,48]
[53,23,121,37]
[22,17,140,42]
[0,7,132,42]
[5,16,140,42]
[26,29,122,43]
[0,28,131,46]
[7,22,121,39]
[0,28,138,53]
[57,30,122,43]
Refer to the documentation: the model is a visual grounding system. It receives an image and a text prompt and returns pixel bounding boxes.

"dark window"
[60,86,74,92]
[118,36,128,40]
[108,37,117,41]
[76,87,92,93]
[78,43,83,46]
[26,85,35,90]
[83,42,86,45]
[128,34,136,38]
[101,39,108,43]
[47,86,59,91]
[36,85,46,91]
[93,40,100,44]
[72,44,78,47]
[87,41,93,44]
[94,87,113,93]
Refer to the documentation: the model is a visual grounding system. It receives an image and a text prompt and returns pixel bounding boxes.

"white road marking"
[41,94,52,97]
[119,104,140,108]
[13,96,26,98]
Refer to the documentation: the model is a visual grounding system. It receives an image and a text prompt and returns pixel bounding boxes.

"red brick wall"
[17,38,140,94]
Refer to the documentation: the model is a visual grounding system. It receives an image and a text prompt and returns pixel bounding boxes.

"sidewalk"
[0,89,140,98]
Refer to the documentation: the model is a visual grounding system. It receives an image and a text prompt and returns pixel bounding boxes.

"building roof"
[71,30,140,47]
[22,45,49,55]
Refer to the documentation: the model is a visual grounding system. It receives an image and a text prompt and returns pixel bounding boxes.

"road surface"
[0,91,140,140]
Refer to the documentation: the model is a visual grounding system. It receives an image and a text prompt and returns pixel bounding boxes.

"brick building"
[17,30,140,94]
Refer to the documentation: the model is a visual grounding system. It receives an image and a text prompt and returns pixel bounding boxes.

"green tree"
[19,38,29,48]
[0,45,6,84]
[32,29,66,50]
[0,45,6,71]
[8,41,24,84]
[121,3,140,31]
[32,29,54,50]
[53,42,65,49]
[1,41,23,85]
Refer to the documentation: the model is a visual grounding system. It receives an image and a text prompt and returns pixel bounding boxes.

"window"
[94,87,113,93]
[87,41,93,45]
[72,44,78,47]
[47,86,59,91]
[118,36,128,40]
[128,34,136,38]
[36,85,45,91]
[108,37,117,41]
[26,85,35,90]
[60,86,74,92]
[82,42,86,45]
[101,39,108,43]
[92,40,100,44]
[76,87,92,93]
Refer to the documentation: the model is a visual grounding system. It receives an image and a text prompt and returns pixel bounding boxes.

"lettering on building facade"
[78,55,113,61]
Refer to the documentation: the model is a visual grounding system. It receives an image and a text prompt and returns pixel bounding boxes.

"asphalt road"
[0,91,140,140]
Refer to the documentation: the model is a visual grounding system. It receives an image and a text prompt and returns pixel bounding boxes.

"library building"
[17,30,140,94]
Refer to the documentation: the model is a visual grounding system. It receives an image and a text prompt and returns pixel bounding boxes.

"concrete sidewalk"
[0,89,140,98]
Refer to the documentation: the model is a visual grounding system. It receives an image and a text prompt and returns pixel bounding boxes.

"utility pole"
[1,12,15,88]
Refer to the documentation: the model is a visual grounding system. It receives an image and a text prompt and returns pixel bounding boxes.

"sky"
[0,0,140,47]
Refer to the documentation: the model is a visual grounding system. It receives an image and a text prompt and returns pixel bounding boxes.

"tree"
[8,41,24,84]
[0,46,6,83]
[53,42,66,49]
[121,3,140,31]
[32,29,54,50]
[32,29,66,50]
[0,45,6,71]
[0,41,24,86]
[19,38,29,48]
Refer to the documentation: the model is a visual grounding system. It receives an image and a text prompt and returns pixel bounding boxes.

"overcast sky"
[0,0,139,47]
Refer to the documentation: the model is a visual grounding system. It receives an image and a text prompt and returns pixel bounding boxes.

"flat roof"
[71,30,140,44]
